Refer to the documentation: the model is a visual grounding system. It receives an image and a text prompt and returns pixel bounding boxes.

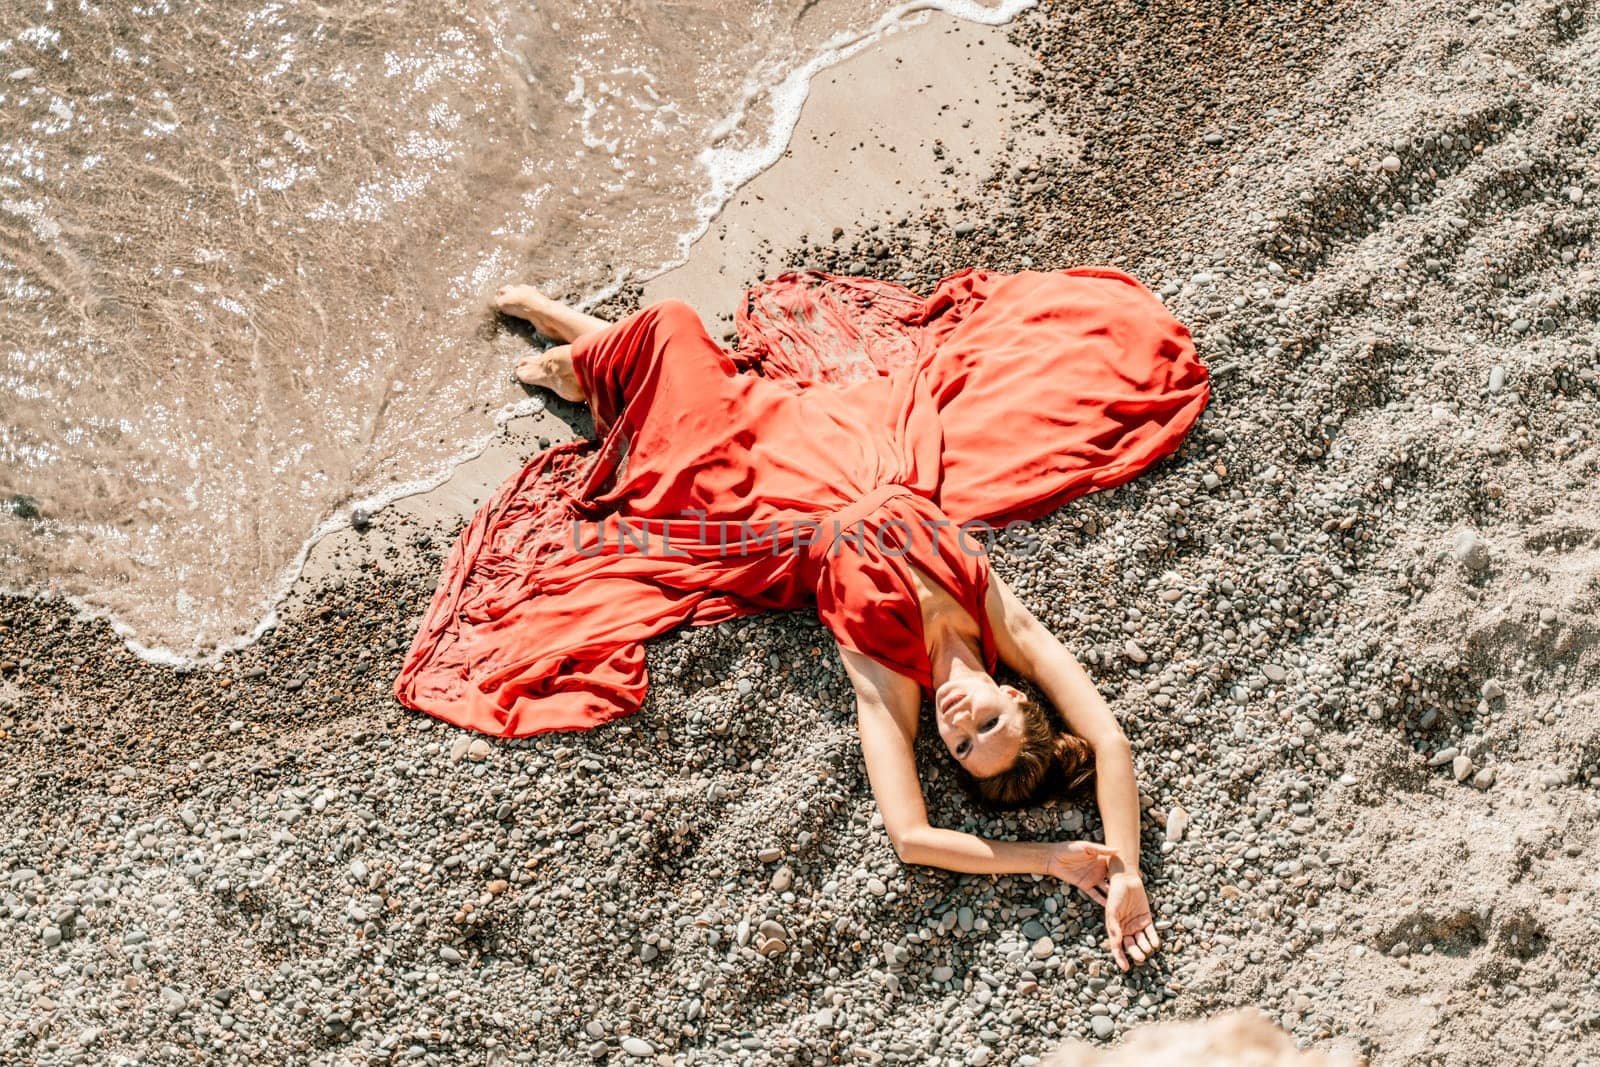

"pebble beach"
[4,0,1600,1065]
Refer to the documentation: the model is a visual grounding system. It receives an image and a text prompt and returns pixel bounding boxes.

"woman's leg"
[493,284,610,343]
[513,343,586,402]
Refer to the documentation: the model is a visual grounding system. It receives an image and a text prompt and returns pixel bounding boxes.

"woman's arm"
[839,643,1113,883]
[985,575,1161,969]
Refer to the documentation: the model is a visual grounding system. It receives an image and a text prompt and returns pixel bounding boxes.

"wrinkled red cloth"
[395,269,1208,736]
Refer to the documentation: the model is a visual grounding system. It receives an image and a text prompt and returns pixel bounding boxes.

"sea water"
[0,0,1029,662]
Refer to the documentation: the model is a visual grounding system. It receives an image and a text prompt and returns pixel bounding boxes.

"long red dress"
[395,269,1208,736]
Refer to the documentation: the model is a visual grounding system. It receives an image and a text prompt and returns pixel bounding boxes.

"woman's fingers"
[1124,934,1147,964]
[1104,909,1127,970]
[1136,928,1159,956]
[1080,884,1108,906]
[1083,842,1119,859]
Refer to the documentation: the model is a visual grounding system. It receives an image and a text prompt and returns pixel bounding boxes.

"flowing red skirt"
[394,268,1208,736]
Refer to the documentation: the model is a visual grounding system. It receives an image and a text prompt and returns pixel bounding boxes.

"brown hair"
[951,694,1096,810]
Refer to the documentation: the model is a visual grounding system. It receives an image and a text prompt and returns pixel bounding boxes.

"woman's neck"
[925,618,986,690]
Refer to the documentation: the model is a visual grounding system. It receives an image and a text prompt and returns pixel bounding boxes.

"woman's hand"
[1044,840,1118,894]
[1103,871,1159,971]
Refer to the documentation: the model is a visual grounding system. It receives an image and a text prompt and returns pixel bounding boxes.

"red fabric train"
[395,268,1209,735]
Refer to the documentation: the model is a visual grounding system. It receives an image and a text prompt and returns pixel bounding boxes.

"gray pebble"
[1451,529,1490,574]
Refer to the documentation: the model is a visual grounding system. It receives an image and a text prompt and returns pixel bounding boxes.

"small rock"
[440,946,463,963]
[1427,747,1459,767]
[467,739,492,762]
[1091,1016,1115,1039]
[42,926,62,947]
[770,866,793,892]
[350,507,373,533]
[1165,805,1190,844]
[1482,679,1505,701]
[953,220,978,236]
[932,965,955,982]
[1450,529,1490,574]
[1123,639,1149,664]
[757,847,784,863]
[1381,154,1402,173]
[1030,936,1055,960]
[1202,132,1224,146]
[1452,755,1474,782]
[621,1037,655,1057]
[1472,766,1497,790]
[1262,664,1287,683]
[6,494,40,519]
[1488,365,1506,393]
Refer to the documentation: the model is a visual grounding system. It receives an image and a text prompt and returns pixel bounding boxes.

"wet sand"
[4,2,1600,1065]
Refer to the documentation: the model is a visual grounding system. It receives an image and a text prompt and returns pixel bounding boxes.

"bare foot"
[514,344,586,402]
[492,282,612,343]
[493,283,565,336]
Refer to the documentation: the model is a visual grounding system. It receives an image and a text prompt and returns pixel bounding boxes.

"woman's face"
[935,674,1026,778]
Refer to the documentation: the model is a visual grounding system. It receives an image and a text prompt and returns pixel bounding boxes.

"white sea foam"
[692,0,1036,263]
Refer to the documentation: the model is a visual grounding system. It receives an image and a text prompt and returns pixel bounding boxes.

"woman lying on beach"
[395,268,1208,972]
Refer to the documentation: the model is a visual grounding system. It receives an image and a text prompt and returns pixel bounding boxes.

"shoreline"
[4,1,1600,1065]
